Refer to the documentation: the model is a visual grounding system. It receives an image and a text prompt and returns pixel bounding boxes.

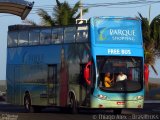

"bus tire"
[70,96,78,114]
[24,91,31,112]
[113,109,122,114]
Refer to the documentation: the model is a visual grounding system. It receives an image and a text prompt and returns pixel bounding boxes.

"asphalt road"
[0,102,160,120]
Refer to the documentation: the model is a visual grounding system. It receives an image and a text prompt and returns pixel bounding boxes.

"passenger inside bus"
[104,72,114,87]
[116,71,127,81]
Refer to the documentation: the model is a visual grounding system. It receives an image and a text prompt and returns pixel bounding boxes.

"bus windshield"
[97,56,143,92]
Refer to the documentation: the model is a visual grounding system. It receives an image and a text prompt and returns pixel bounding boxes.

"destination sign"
[107,49,131,55]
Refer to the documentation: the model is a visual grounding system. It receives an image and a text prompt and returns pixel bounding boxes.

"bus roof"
[90,16,140,21]
[8,24,89,31]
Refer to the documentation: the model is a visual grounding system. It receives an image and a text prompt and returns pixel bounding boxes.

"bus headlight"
[98,94,107,99]
[136,96,143,100]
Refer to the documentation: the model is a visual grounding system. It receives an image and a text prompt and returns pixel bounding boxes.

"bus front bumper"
[91,96,144,109]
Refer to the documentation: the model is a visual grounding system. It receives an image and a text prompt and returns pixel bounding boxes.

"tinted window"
[7,31,18,47]
[76,26,88,42]
[18,30,29,46]
[29,29,40,45]
[97,56,143,92]
[40,29,52,44]
[64,27,76,43]
[52,28,63,44]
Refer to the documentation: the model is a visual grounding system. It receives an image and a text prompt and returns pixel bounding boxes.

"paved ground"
[0,103,160,120]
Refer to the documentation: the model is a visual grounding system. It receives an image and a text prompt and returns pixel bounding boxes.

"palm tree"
[138,13,160,92]
[24,0,88,26]
[54,0,88,25]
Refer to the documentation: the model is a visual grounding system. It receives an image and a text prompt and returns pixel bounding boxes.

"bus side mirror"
[84,61,92,85]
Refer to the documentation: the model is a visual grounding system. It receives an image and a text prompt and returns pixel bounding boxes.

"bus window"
[29,29,40,45]
[7,31,18,47]
[76,26,88,43]
[52,28,63,44]
[97,56,143,92]
[18,30,29,46]
[129,67,140,81]
[64,27,76,43]
[40,29,52,45]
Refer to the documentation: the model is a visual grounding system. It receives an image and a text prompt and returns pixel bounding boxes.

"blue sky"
[0,0,160,80]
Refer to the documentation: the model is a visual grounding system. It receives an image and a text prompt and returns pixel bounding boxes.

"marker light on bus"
[99,104,104,108]
[136,96,143,100]
[98,94,107,99]
[138,105,142,108]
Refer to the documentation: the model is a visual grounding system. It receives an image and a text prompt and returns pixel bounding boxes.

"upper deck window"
[40,29,52,45]
[52,28,63,44]
[18,30,29,46]
[76,25,88,42]
[29,29,40,45]
[7,24,89,47]
[7,31,18,47]
[64,27,76,43]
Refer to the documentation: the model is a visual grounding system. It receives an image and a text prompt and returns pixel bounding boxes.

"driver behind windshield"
[104,72,114,87]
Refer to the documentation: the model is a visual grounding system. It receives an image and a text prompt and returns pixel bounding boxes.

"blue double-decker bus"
[7,16,144,114]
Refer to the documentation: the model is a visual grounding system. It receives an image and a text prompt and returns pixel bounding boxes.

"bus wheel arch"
[24,90,31,112]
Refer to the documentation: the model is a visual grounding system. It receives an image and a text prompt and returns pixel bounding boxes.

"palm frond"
[23,19,38,26]
[150,14,160,51]
[151,65,158,75]
[75,8,88,19]
[139,13,159,75]
[37,9,55,26]
[56,0,61,8]
[53,0,88,25]
[138,12,143,20]
[71,1,80,16]
[29,0,89,26]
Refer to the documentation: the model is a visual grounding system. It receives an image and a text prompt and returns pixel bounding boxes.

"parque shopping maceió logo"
[99,28,136,41]
[110,29,136,41]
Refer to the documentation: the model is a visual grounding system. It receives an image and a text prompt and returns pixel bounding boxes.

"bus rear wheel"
[70,96,78,114]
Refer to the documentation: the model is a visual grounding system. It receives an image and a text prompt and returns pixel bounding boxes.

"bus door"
[47,64,57,105]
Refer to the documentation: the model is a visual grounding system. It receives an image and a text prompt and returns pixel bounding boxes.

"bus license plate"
[117,101,125,105]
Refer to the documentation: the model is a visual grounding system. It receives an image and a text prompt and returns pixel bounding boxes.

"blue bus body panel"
[7,45,62,64]
[91,88,144,108]
[92,46,143,58]
[90,17,144,108]
[7,43,90,106]
[90,17,143,46]
[90,16,144,61]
